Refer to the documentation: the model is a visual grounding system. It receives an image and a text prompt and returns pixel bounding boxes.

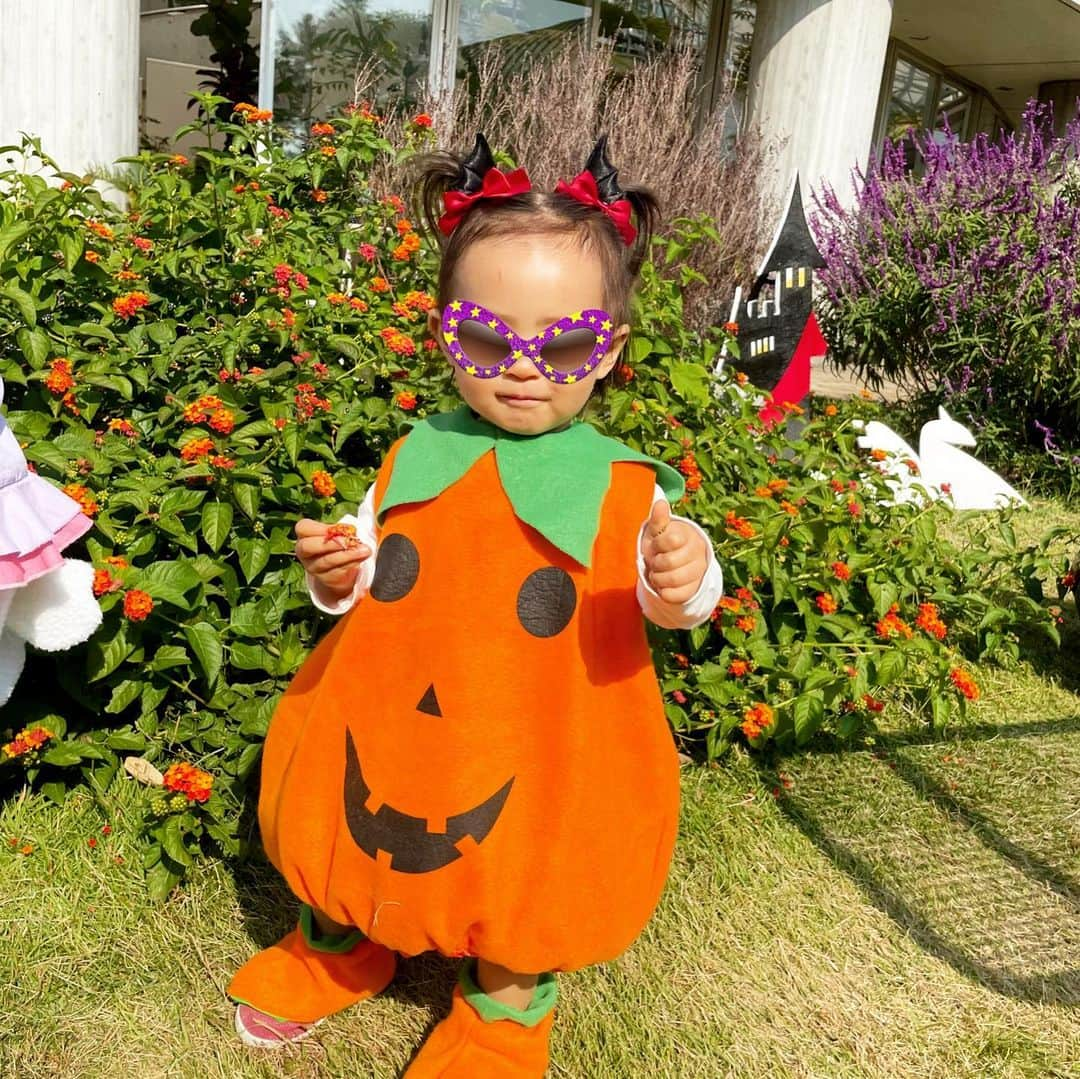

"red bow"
[554,170,636,246]
[438,167,532,236]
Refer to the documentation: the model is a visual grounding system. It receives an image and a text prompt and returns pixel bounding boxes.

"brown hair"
[411,140,660,388]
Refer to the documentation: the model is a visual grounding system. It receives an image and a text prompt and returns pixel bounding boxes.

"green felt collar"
[378,405,683,567]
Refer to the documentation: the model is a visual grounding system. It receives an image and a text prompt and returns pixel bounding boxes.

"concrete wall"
[746,0,893,210]
[0,0,139,183]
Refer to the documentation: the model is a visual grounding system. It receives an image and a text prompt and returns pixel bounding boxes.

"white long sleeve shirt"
[307,482,723,629]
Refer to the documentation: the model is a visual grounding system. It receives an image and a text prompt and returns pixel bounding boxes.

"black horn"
[458,132,497,194]
[584,135,623,203]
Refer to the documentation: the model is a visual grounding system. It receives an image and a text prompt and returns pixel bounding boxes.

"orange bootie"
[405,961,557,1078]
[228,904,397,1024]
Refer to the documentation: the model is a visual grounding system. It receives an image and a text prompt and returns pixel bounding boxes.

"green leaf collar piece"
[378,406,684,567]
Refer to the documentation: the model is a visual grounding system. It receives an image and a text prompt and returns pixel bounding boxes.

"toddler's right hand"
[294,518,373,603]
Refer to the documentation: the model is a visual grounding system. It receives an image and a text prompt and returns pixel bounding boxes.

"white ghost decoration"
[857,406,1026,510]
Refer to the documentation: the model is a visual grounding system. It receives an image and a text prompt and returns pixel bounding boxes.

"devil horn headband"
[555,136,637,246]
[438,133,637,246]
[437,133,532,236]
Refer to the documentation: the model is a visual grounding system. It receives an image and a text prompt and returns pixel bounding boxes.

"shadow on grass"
[228,850,458,1065]
[1016,609,1080,694]
[757,717,1080,1007]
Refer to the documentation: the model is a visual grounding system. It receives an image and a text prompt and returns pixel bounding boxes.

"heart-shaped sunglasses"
[440,301,616,384]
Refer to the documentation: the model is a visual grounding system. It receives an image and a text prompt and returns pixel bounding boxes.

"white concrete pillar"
[0,0,139,184]
[747,0,893,211]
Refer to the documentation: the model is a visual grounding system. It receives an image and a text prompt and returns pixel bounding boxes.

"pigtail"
[620,186,660,278]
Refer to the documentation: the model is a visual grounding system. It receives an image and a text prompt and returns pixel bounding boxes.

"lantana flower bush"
[0,100,1063,896]
[811,101,1080,491]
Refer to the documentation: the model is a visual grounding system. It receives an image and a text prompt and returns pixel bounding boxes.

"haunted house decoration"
[716,176,826,425]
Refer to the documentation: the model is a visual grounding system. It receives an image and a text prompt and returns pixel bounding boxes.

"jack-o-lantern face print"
[342,532,578,873]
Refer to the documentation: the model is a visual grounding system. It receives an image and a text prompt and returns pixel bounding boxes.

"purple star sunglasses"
[440,300,617,384]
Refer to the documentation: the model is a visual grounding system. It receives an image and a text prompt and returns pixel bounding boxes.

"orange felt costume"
[230,411,682,1026]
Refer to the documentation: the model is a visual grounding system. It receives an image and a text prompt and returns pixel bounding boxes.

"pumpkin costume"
[229,406,702,1055]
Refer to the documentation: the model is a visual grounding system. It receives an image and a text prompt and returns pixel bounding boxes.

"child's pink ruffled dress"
[0,411,91,588]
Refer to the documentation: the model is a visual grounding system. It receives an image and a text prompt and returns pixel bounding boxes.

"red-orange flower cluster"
[831,561,851,581]
[92,568,122,597]
[122,589,154,622]
[107,418,138,438]
[915,602,948,640]
[815,593,838,615]
[44,358,74,396]
[741,702,773,740]
[392,230,422,261]
[949,667,980,701]
[180,437,215,461]
[370,276,390,293]
[86,220,114,241]
[112,291,150,319]
[862,695,885,714]
[310,122,335,137]
[162,761,214,803]
[380,326,416,356]
[234,102,272,123]
[874,603,913,640]
[2,726,53,760]
[396,391,417,411]
[312,470,336,498]
[724,511,756,539]
[728,658,751,678]
[182,394,224,424]
[62,483,99,517]
[294,383,331,421]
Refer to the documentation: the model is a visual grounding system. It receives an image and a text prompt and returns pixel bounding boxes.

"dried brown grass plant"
[362,38,778,332]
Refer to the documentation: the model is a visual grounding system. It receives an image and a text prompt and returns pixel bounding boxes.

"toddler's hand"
[640,500,709,605]
[294,518,373,603]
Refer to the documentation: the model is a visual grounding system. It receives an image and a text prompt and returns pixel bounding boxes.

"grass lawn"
[1,499,1078,1078]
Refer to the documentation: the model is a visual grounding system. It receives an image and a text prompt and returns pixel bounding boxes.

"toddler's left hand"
[640,500,710,604]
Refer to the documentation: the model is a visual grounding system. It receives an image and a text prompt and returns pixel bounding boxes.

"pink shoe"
[234,1002,323,1048]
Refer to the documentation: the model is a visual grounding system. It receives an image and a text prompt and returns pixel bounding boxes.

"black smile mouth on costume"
[343,727,515,874]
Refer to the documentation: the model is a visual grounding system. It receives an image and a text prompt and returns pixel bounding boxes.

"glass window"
[140,3,264,151]
[270,0,434,140]
[935,80,971,139]
[882,56,935,144]
[598,1,712,72]
[455,1,592,84]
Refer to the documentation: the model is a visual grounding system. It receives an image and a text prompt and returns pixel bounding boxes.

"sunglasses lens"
[539,328,601,374]
[456,319,512,368]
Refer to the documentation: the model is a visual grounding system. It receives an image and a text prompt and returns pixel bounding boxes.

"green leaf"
[161,816,194,868]
[201,502,233,552]
[233,483,261,521]
[236,537,271,583]
[23,442,69,474]
[41,743,84,767]
[86,625,134,682]
[1,285,37,327]
[874,649,906,687]
[105,679,142,715]
[792,694,825,745]
[138,560,202,608]
[146,858,183,903]
[16,326,49,369]
[326,333,361,360]
[106,730,146,752]
[0,221,32,264]
[668,361,711,405]
[41,780,68,806]
[150,644,189,671]
[184,622,223,687]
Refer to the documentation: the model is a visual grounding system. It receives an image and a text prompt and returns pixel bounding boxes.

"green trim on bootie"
[458,960,558,1027]
[298,904,367,954]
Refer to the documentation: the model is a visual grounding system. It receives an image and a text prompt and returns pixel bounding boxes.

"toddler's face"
[428,233,629,435]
